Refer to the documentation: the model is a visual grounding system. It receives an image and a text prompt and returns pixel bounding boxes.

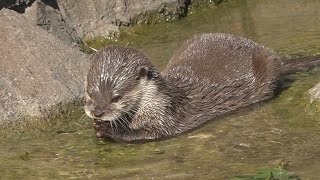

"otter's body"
[85,33,319,142]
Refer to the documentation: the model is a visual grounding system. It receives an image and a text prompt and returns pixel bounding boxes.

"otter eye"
[111,95,121,103]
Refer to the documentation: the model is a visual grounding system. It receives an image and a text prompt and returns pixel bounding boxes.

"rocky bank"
[0,9,89,125]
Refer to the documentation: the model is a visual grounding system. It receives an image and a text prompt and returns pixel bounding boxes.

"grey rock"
[0,9,89,125]
[57,0,187,39]
[2,0,190,42]
[308,82,320,103]
[24,0,82,47]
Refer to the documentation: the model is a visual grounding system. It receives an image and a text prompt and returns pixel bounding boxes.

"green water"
[1,0,320,179]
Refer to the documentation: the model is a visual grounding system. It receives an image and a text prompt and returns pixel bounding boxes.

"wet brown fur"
[85,33,320,143]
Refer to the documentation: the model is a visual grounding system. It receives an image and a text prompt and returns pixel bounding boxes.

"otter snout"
[91,109,105,118]
[91,110,104,117]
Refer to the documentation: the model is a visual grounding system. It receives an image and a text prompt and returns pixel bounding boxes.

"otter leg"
[128,111,150,130]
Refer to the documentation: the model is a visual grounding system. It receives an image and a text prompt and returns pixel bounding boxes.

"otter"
[85,33,320,143]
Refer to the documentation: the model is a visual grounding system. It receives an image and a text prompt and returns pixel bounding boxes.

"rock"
[57,0,187,39]
[0,9,89,125]
[24,0,82,47]
[308,82,320,103]
[2,0,217,43]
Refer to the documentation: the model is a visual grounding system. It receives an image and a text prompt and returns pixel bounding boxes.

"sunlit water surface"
[1,0,320,179]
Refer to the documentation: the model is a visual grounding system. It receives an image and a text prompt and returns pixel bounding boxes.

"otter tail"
[281,55,320,75]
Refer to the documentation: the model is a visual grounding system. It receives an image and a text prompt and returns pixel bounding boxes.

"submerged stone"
[308,82,320,103]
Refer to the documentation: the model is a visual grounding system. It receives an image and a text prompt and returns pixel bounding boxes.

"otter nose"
[91,110,104,117]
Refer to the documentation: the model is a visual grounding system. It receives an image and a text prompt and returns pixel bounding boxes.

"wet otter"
[85,33,320,143]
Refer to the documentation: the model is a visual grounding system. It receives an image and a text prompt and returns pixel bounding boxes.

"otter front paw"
[94,120,112,139]
[95,131,108,139]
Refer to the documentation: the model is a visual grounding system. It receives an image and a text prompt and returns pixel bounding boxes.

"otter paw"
[95,131,107,139]
[93,120,114,140]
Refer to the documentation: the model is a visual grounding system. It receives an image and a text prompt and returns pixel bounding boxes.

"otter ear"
[136,66,149,80]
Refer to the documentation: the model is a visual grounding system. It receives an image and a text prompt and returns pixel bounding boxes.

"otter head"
[84,46,159,123]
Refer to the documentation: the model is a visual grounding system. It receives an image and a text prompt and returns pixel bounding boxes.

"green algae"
[232,164,299,180]
[0,99,90,141]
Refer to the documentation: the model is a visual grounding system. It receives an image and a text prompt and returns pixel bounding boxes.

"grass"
[231,164,300,180]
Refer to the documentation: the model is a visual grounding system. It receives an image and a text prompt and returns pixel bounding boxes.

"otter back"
[163,33,282,127]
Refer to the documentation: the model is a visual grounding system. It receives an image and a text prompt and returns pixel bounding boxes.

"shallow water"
[1,0,320,179]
